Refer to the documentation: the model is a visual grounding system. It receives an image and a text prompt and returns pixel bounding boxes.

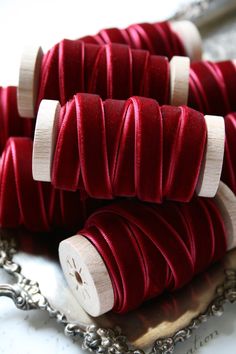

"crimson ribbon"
[0,137,105,232]
[80,198,227,313]
[37,41,170,110]
[36,38,236,117]
[79,21,185,56]
[52,94,207,203]
[0,86,33,152]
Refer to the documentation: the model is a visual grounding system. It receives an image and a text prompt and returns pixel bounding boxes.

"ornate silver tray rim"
[0,237,236,354]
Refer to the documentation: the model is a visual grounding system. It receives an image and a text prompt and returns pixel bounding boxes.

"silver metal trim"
[1,237,236,354]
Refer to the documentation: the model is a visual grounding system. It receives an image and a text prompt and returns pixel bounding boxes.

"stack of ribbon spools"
[2,19,236,316]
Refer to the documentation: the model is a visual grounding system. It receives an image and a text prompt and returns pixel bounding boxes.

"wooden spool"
[59,236,114,317]
[214,182,236,251]
[17,45,43,118]
[170,20,202,61]
[196,115,225,198]
[17,21,201,119]
[33,100,225,198]
[32,99,61,182]
[59,181,236,317]
[169,55,190,106]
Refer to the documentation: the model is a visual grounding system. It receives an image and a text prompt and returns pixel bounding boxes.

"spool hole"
[75,271,83,285]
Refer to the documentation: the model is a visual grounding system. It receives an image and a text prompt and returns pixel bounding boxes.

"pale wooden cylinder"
[169,56,190,106]
[196,115,225,197]
[214,182,236,251]
[32,99,61,182]
[59,235,114,317]
[17,45,43,118]
[170,20,202,61]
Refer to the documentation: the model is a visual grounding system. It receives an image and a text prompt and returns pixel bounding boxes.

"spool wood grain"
[170,20,202,61]
[59,235,114,317]
[196,115,225,197]
[32,99,61,182]
[170,56,190,106]
[214,182,236,251]
[17,45,43,118]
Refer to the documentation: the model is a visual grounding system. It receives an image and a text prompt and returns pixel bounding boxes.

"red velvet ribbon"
[222,112,236,194]
[0,138,226,314]
[0,137,105,232]
[189,60,236,115]
[0,101,235,240]
[0,87,33,152]
[80,197,227,313]
[36,40,236,117]
[52,94,207,203]
[37,41,170,110]
[75,21,185,56]
[35,20,187,111]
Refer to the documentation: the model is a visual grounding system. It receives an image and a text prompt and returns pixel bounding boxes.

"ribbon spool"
[17,20,202,118]
[166,57,236,115]
[32,98,225,199]
[59,182,236,317]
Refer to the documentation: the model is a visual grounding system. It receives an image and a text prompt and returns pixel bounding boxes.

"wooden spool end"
[170,56,190,106]
[196,115,225,198]
[214,182,236,251]
[59,235,114,317]
[17,45,43,118]
[171,20,202,61]
[32,99,61,182]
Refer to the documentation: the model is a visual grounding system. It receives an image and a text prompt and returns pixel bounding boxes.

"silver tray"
[0,233,236,354]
